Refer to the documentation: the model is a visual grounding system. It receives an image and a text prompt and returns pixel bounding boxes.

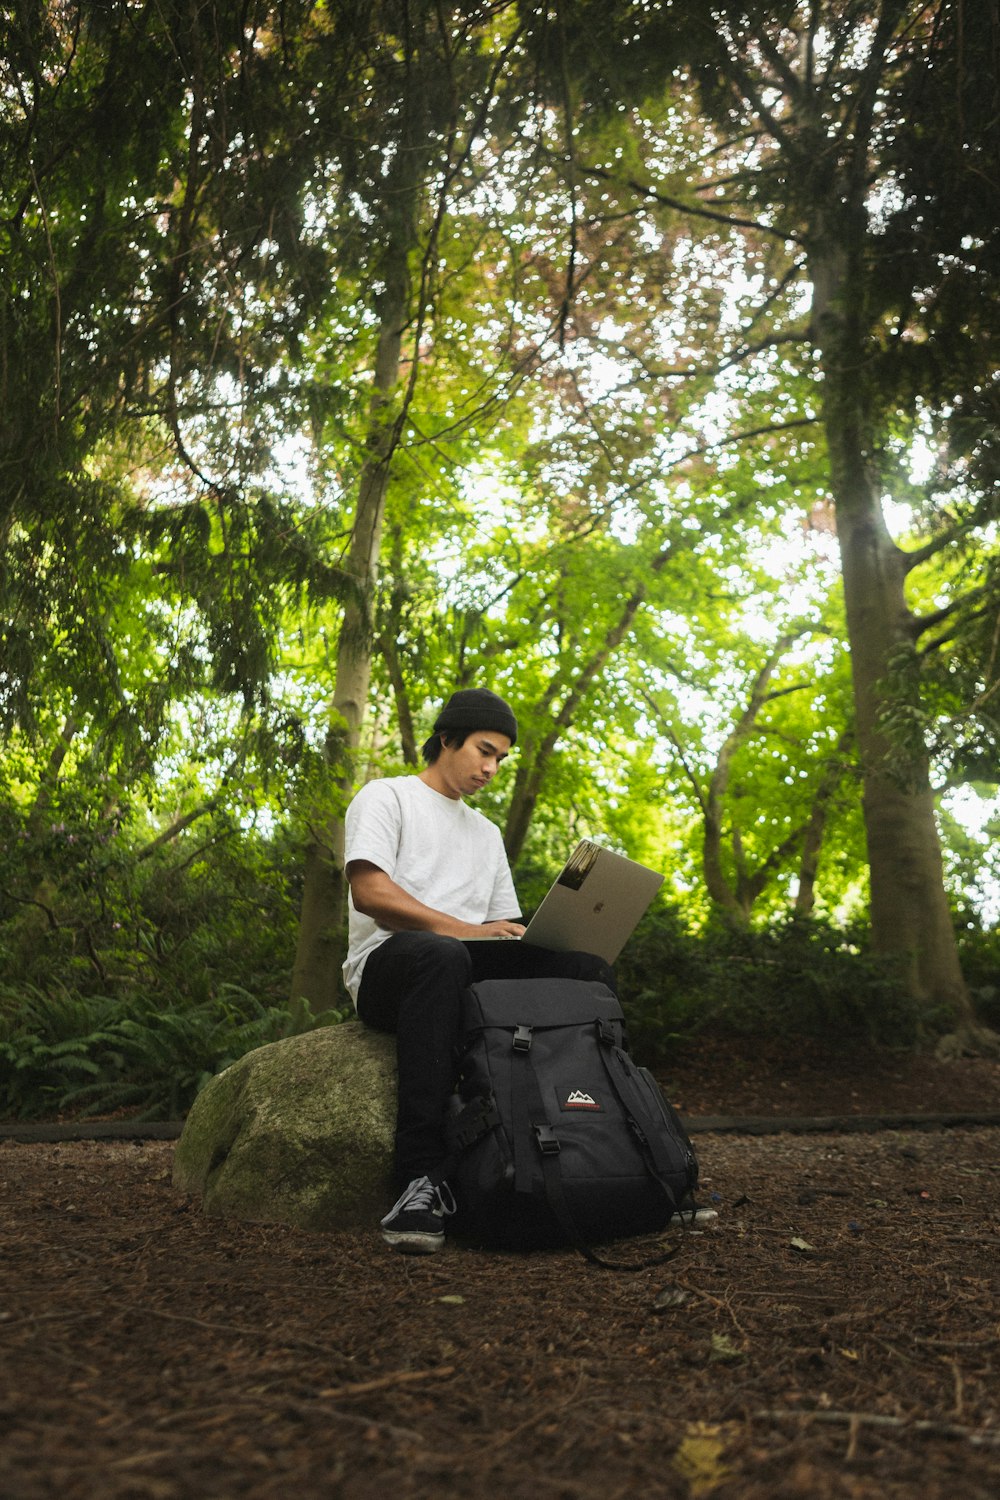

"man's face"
[438,729,512,799]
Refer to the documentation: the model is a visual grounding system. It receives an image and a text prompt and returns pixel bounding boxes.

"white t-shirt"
[341,775,520,1004]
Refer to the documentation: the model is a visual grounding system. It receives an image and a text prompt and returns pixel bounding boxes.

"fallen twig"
[155,1398,423,1444]
[779,1301,905,1331]
[755,1408,1000,1447]
[317,1365,456,1400]
[0,1311,103,1332]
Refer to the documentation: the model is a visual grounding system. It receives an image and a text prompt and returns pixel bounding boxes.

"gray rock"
[172,1021,397,1230]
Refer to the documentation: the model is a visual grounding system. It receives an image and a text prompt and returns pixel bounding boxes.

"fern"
[0,981,347,1120]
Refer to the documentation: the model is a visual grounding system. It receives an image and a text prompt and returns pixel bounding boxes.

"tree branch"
[1,891,60,929]
[136,802,220,861]
[903,512,990,573]
[577,162,804,246]
[601,328,812,385]
[910,587,989,645]
[638,687,708,816]
[630,418,820,488]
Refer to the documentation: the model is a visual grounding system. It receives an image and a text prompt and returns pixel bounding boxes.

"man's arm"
[347,860,525,940]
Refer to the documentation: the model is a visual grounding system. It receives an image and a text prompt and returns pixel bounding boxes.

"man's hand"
[476,919,526,939]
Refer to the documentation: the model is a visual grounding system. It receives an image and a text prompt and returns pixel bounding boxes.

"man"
[343,687,615,1254]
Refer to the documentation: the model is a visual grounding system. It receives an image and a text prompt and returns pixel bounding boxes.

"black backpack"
[445,976,699,1267]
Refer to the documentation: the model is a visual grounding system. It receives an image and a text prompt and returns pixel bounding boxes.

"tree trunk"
[377,547,420,768]
[702,767,750,926]
[701,644,796,927]
[26,715,78,841]
[811,242,970,1021]
[288,1,502,1010]
[794,728,853,918]
[289,210,416,1015]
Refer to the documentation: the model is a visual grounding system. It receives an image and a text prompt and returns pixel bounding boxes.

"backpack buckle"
[533,1124,560,1155]
[448,1096,501,1149]
[513,1024,533,1053]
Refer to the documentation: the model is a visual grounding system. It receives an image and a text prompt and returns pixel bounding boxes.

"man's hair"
[421,729,470,764]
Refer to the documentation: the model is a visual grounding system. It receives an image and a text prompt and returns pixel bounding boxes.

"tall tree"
[642,633,858,925]
[524,0,1000,1030]
[288,1,542,1008]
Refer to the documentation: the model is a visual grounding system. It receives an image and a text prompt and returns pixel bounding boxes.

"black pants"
[356,932,616,1189]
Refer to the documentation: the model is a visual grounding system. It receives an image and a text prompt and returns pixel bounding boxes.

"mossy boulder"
[172,1021,397,1230]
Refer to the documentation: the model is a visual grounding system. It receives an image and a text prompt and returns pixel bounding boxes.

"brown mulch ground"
[2,1042,1000,1499]
[661,1030,1000,1121]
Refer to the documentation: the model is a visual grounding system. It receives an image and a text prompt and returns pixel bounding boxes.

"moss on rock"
[172,1021,397,1230]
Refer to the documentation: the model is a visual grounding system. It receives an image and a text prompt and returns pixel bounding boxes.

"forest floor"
[2,1038,1000,1499]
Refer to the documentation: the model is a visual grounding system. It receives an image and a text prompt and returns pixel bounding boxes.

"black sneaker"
[380,1176,457,1254]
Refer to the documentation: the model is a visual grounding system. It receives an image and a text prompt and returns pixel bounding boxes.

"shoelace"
[382,1175,457,1224]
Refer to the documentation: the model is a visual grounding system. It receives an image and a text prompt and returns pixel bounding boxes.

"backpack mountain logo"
[562,1089,602,1110]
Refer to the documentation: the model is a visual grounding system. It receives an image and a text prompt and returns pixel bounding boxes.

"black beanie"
[433,688,517,745]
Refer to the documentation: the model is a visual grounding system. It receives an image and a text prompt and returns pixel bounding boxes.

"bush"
[616,907,921,1065]
[613,903,711,1061]
[0,809,306,1007]
[956,922,1000,1027]
[0,806,350,1119]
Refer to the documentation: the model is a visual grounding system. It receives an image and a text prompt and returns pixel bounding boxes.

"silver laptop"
[521,839,663,964]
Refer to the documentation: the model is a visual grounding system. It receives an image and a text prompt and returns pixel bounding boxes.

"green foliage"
[616,908,924,1066]
[614,902,710,1061]
[0,772,306,1003]
[0,982,344,1121]
[0,764,358,1119]
[956,924,1000,1028]
[1,0,998,1044]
